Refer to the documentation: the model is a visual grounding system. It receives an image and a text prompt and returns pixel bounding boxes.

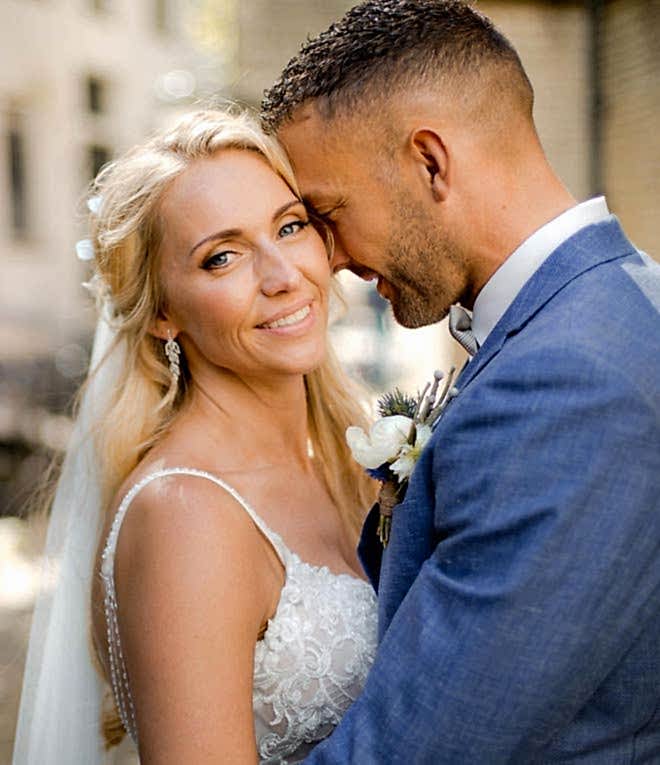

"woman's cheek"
[310,243,332,291]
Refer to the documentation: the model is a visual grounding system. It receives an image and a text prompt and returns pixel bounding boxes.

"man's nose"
[258,245,302,295]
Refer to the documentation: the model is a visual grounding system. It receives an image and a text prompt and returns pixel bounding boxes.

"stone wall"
[601,0,660,256]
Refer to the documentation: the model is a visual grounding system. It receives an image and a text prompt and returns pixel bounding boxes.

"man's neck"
[462,165,577,310]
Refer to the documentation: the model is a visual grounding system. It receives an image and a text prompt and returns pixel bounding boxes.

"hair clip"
[87,195,102,215]
[76,238,95,262]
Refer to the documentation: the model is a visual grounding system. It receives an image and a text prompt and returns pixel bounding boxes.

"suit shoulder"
[521,256,660,380]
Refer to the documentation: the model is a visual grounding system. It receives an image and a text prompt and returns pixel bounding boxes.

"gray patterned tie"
[448,305,479,356]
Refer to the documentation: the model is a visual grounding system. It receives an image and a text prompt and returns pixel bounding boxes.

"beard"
[383,191,467,329]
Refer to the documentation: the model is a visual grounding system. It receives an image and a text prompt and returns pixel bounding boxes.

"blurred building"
[0,0,232,514]
[483,0,659,259]
[0,0,233,356]
[599,0,659,255]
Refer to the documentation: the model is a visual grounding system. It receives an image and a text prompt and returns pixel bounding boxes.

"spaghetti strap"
[101,467,287,581]
[99,467,288,745]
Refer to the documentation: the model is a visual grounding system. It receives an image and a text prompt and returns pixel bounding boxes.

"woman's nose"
[258,245,303,296]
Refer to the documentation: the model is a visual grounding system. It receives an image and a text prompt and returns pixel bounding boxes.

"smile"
[260,304,311,329]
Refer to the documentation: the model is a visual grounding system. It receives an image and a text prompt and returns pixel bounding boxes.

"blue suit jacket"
[306,218,660,763]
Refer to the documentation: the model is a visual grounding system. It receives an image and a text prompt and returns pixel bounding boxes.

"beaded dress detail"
[100,468,378,764]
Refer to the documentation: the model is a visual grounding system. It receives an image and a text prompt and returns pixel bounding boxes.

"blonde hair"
[85,108,376,747]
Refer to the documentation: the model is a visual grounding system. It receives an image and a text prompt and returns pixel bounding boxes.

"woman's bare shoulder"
[94,462,280,645]
[113,465,270,581]
[107,467,276,761]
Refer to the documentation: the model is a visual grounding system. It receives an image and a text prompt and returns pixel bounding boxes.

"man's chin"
[390,294,448,329]
[375,275,449,327]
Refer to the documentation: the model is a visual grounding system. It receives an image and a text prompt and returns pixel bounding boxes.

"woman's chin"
[266,345,327,378]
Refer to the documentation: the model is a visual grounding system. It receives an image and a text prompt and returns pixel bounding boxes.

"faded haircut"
[261,0,533,133]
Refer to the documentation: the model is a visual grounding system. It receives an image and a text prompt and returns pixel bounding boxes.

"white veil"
[12,308,129,764]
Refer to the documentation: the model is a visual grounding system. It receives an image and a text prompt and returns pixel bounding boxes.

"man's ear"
[409,128,450,203]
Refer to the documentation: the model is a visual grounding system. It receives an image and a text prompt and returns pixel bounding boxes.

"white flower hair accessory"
[347,368,459,546]
[76,195,115,316]
[87,195,102,215]
[75,239,95,262]
[75,196,103,262]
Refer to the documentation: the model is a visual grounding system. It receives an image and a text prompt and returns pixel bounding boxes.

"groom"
[262,1,660,762]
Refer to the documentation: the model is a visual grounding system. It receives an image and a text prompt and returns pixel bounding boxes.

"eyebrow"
[302,195,324,210]
[187,199,303,258]
[302,196,344,215]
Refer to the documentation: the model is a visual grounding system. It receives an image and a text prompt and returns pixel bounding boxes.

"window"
[7,113,27,236]
[90,0,110,14]
[154,0,169,33]
[88,144,111,178]
[86,76,105,114]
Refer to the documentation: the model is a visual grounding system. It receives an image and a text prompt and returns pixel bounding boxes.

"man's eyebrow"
[187,200,303,258]
[302,196,343,214]
[302,195,323,210]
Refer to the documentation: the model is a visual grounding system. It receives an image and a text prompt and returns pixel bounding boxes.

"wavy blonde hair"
[84,108,376,747]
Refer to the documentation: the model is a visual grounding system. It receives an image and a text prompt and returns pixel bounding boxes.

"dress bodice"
[100,468,378,764]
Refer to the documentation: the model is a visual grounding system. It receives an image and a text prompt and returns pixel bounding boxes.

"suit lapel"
[358,501,383,590]
[457,217,635,392]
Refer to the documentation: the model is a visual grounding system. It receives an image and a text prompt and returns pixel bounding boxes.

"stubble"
[385,191,467,328]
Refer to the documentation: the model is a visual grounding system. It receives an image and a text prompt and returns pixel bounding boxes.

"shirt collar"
[471,196,610,346]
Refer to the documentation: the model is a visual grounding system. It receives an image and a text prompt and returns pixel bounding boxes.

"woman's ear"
[149,315,178,342]
[409,128,450,203]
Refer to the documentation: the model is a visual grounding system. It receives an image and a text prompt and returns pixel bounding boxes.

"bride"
[13,109,377,764]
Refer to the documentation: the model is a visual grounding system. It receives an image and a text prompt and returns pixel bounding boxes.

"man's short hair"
[261,0,533,133]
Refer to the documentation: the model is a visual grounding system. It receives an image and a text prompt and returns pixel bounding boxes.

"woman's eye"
[203,250,238,270]
[279,220,309,238]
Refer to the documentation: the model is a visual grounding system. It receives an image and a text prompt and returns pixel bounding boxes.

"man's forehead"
[278,123,343,198]
[286,101,319,126]
[296,170,342,211]
[279,113,334,158]
[276,102,374,211]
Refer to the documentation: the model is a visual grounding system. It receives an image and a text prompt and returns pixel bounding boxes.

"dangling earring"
[164,330,181,386]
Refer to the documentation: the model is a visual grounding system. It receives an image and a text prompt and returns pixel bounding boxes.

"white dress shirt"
[471,197,611,347]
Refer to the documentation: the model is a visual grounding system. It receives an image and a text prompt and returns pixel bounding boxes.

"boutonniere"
[346,367,459,547]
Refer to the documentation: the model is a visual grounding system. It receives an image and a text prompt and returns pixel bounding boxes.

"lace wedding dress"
[101,467,378,764]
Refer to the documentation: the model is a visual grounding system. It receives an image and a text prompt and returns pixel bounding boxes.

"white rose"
[390,423,432,482]
[345,415,414,470]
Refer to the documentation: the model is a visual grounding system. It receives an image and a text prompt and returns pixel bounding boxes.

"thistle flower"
[377,388,417,418]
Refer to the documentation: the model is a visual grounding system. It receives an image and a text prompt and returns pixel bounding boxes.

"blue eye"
[203,250,236,270]
[279,220,309,238]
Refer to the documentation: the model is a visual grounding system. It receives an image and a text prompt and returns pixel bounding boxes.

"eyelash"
[202,219,310,270]
[202,251,234,270]
[310,203,345,225]
[279,219,309,237]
